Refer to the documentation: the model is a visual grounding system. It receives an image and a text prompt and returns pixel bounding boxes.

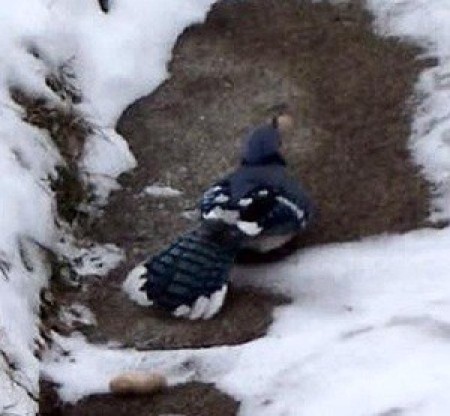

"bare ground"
[40,0,434,415]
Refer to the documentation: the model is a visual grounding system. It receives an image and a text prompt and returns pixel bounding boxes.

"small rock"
[109,372,167,395]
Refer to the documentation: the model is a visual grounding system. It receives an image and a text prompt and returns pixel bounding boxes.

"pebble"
[109,372,167,395]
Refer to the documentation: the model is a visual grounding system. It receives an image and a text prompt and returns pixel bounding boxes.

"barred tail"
[125,223,243,320]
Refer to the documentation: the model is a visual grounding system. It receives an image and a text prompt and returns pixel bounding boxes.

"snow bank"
[47,0,215,127]
[0,4,59,410]
[366,0,450,221]
[0,0,215,413]
[44,228,450,414]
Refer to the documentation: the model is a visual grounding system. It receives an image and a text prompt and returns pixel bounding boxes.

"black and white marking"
[123,264,153,307]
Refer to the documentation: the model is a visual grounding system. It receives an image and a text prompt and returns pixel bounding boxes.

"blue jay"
[125,115,315,319]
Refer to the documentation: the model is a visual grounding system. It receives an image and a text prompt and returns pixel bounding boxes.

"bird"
[124,114,315,320]
[201,115,314,252]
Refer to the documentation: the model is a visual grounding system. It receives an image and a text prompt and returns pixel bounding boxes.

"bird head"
[241,114,294,166]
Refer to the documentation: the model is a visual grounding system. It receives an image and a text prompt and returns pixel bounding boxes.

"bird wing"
[200,180,313,237]
[200,163,315,237]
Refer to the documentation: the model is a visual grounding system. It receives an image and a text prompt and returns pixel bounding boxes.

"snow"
[366,0,450,221]
[56,237,124,278]
[143,184,183,198]
[41,333,204,401]
[46,0,216,127]
[0,110,57,413]
[44,229,450,414]
[80,128,137,205]
[0,0,215,412]
[59,304,97,328]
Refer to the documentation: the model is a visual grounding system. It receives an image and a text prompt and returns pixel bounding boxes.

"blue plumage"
[129,117,315,319]
[241,123,283,166]
[201,121,314,239]
[139,223,243,318]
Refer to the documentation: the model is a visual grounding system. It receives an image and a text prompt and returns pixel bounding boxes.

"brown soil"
[56,270,286,349]
[41,0,434,415]
[39,381,238,416]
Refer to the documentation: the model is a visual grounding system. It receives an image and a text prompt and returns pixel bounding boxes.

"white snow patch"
[41,333,236,403]
[143,184,183,198]
[0,243,50,413]
[80,128,137,205]
[365,0,450,221]
[45,0,217,127]
[56,235,124,278]
[59,304,97,328]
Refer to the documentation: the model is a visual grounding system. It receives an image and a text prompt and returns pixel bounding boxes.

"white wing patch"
[214,193,230,203]
[171,284,228,320]
[258,189,269,197]
[276,196,305,221]
[237,220,263,236]
[238,197,253,207]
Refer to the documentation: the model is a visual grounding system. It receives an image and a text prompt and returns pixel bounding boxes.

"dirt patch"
[42,0,433,414]
[39,381,238,416]
[51,263,286,349]
[101,0,431,248]
[82,0,431,347]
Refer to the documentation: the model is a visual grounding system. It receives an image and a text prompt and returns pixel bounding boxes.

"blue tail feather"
[139,223,243,318]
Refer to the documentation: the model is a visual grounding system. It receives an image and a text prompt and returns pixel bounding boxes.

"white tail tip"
[172,284,228,320]
[122,264,153,306]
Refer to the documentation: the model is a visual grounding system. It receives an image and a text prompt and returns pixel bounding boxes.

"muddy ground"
[40,0,433,414]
